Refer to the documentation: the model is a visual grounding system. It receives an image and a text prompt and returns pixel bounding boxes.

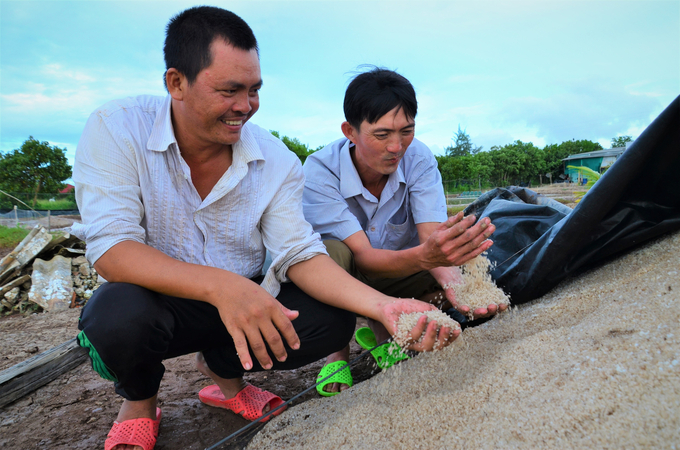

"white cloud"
[2,64,165,116]
[1,62,167,154]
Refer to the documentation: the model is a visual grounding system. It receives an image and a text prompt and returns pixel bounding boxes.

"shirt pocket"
[384,209,416,250]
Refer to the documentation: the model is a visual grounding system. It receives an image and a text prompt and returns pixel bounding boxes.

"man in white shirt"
[303,68,508,395]
[72,8,459,450]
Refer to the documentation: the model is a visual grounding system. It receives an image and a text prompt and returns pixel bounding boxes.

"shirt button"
[370,227,375,231]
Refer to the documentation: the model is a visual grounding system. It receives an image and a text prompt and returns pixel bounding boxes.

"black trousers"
[77,278,355,401]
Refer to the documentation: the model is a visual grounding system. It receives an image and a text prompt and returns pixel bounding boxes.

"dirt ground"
[0,305,377,449]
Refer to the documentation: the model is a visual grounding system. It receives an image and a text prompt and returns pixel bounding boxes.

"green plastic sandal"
[355,327,409,370]
[315,360,353,397]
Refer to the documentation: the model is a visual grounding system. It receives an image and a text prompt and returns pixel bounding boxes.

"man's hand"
[428,265,508,319]
[377,298,461,352]
[209,279,301,372]
[418,212,495,270]
[94,240,302,373]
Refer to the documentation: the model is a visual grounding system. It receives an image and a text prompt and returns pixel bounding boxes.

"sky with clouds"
[1,0,678,167]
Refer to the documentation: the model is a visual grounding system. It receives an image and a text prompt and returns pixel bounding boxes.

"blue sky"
[1,0,678,168]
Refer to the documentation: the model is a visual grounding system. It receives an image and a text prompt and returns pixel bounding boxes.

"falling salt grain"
[444,255,510,319]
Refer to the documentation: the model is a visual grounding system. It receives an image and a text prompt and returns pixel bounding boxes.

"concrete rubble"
[0,225,103,315]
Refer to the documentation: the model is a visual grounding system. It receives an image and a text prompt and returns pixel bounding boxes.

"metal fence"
[0,206,78,231]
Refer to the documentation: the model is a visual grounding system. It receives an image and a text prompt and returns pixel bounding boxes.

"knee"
[79,283,171,352]
[323,240,354,274]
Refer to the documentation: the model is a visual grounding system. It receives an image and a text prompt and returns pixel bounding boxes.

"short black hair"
[163,6,258,90]
[343,67,418,129]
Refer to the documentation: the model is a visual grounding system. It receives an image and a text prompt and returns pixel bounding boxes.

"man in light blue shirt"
[303,68,508,394]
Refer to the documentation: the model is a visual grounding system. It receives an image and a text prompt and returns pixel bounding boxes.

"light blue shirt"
[302,137,447,251]
[71,95,326,297]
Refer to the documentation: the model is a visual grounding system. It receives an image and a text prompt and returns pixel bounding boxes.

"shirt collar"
[232,122,264,167]
[339,140,364,199]
[147,95,176,152]
[339,140,406,199]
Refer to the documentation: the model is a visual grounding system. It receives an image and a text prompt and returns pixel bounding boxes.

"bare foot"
[195,352,271,415]
[110,395,158,450]
[320,345,351,394]
[367,318,391,342]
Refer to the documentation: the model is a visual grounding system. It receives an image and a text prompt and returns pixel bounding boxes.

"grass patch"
[35,199,78,210]
[0,225,30,249]
[447,205,467,216]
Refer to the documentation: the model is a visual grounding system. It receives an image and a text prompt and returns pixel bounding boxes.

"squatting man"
[302,68,508,395]
[70,6,481,450]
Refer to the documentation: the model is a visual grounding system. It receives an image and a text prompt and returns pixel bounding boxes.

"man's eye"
[375,134,388,139]
[221,90,237,95]
[249,88,260,96]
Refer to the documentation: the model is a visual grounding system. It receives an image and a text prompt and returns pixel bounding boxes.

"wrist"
[415,244,432,271]
[363,294,391,323]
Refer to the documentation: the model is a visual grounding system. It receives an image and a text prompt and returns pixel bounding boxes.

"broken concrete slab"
[0,226,53,285]
[28,256,73,312]
[0,275,31,297]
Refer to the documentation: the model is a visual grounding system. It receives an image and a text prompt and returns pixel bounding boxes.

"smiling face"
[342,106,416,183]
[168,38,262,151]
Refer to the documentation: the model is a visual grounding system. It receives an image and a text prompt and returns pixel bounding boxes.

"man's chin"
[382,162,401,174]
[218,131,243,146]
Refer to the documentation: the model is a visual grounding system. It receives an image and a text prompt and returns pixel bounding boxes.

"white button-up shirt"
[71,95,326,297]
[303,137,447,250]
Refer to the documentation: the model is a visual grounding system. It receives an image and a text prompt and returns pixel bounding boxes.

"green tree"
[436,154,469,181]
[466,151,495,189]
[270,131,320,163]
[0,137,72,206]
[445,125,482,157]
[488,140,544,185]
[611,135,633,148]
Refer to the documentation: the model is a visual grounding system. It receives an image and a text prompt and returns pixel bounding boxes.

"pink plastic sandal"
[199,384,285,421]
[104,407,161,450]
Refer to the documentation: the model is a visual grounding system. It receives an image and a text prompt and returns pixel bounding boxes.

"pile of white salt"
[394,310,460,347]
[249,230,680,449]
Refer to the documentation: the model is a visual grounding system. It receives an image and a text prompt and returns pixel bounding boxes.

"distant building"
[59,184,75,194]
[562,144,629,183]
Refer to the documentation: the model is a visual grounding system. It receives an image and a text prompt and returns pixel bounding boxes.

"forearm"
[286,254,392,320]
[348,221,444,278]
[353,245,428,278]
[94,240,252,306]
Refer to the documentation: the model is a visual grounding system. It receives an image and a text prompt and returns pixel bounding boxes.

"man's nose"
[233,92,252,114]
[386,137,402,154]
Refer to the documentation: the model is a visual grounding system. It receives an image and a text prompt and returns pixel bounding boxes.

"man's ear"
[341,121,356,142]
[166,68,185,100]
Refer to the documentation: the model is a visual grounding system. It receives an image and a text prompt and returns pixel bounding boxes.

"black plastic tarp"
[465,95,680,304]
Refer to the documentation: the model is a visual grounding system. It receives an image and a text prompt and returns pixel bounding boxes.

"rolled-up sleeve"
[408,149,447,224]
[70,111,146,265]
[259,159,327,296]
